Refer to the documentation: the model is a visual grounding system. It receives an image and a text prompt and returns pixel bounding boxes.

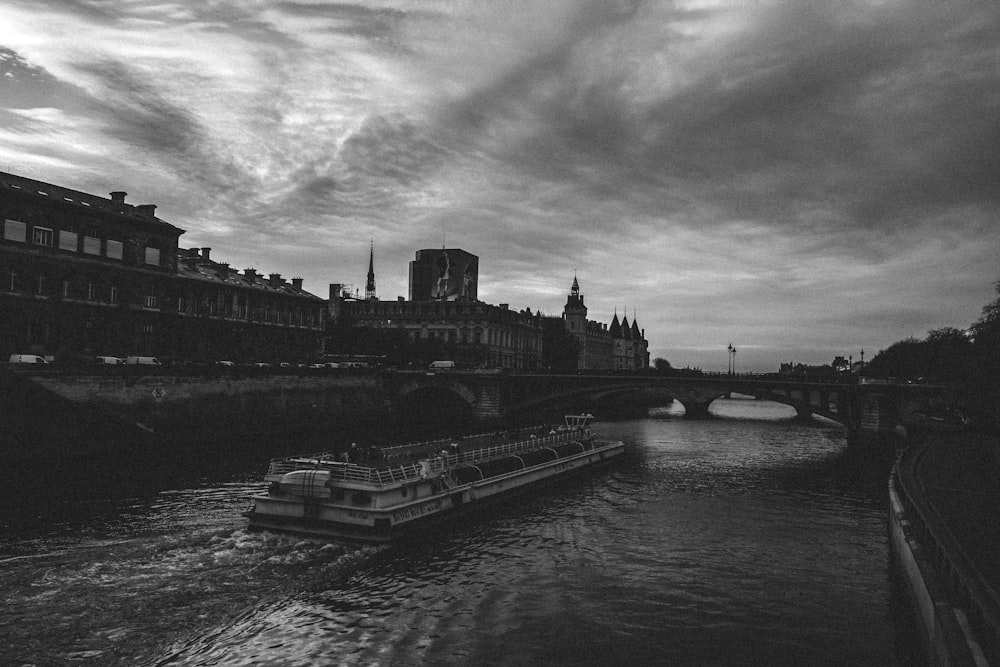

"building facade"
[0,171,325,362]
[329,248,541,369]
[555,276,650,371]
[343,297,543,369]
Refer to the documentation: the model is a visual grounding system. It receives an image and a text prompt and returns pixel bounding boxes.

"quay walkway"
[893,426,1000,665]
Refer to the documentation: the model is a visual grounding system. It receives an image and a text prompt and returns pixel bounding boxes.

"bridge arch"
[397,378,477,408]
[394,379,478,429]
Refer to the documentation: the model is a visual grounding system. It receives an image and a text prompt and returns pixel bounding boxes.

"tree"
[865,337,923,379]
[970,279,1000,349]
[923,327,973,382]
[653,357,672,373]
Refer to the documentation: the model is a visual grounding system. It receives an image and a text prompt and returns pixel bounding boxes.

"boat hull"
[246,440,625,542]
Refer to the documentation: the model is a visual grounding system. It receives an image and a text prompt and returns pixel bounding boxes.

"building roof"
[609,313,622,338]
[0,171,185,235]
[176,248,322,300]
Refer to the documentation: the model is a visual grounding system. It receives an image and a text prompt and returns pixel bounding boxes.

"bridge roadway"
[893,427,1000,664]
[404,370,958,440]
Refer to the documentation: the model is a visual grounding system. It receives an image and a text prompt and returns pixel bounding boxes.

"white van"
[428,360,456,369]
[125,356,162,365]
[95,356,124,365]
[8,354,48,364]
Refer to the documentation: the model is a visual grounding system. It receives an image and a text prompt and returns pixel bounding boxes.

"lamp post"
[727,343,733,376]
[732,346,737,376]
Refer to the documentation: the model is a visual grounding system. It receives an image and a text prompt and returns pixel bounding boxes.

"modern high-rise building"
[408,248,478,302]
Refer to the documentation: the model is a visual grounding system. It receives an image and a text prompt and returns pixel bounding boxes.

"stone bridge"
[391,370,960,441]
[3,367,960,454]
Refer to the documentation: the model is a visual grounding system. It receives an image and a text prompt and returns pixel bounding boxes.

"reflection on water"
[0,400,920,666]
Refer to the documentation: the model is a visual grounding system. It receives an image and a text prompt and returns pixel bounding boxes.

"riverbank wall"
[0,368,394,462]
[888,476,988,666]
[889,428,999,667]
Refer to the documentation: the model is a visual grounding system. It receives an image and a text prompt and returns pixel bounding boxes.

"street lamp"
[727,343,733,376]
[732,346,737,376]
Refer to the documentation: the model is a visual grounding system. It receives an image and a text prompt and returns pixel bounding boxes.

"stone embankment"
[890,426,1000,666]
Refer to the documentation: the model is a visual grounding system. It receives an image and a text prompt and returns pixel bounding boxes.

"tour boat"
[245,414,625,541]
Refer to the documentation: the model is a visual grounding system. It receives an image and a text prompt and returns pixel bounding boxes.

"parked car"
[125,356,162,365]
[8,354,48,364]
[95,356,125,365]
[215,360,236,367]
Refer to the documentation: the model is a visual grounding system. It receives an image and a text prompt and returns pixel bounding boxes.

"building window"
[37,276,45,294]
[87,283,95,300]
[110,286,118,303]
[58,231,78,252]
[106,240,123,260]
[143,323,154,334]
[83,236,101,255]
[144,247,160,265]
[3,219,27,242]
[32,226,54,247]
[8,272,16,291]
[62,280,70,297]
[145,295,157,308]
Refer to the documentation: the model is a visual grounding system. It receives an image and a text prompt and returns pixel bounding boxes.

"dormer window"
[144,247,161,266]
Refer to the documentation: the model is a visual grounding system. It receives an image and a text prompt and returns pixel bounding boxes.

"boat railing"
[440,428,592,468]
[377,423,554,461]
[266,427,593,487]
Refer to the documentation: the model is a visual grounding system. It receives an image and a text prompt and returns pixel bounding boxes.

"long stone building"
[329,249,649,372]
[0,171,325,363]
[329,248,543,369]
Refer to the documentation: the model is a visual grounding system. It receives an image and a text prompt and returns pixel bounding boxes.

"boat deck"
[265,426,592,489]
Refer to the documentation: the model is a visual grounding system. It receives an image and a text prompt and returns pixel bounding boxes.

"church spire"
[365,239,376,300]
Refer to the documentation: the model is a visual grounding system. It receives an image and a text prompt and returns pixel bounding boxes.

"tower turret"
[365,240,376,300]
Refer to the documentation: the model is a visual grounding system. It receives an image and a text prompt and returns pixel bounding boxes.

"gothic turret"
[609,312,622,338]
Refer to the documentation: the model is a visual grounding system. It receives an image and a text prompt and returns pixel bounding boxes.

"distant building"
[547,276,649,371]
[329,247,540,369]
[408,248,478,302]
[0,171,325,362]
[779,356,853,377]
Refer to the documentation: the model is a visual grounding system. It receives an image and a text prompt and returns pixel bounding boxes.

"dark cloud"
[282,111,454,222]
[77,61,204,156]
[435,1,1000,246]
[0,47,91,115]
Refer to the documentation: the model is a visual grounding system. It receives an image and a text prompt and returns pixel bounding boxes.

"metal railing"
[894,431,1000,664]
[265,427,593,487]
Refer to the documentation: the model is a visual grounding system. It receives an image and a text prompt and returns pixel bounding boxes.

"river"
[0,398,922,666]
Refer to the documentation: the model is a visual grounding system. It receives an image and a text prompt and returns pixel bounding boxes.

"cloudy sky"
[2,0,998,371]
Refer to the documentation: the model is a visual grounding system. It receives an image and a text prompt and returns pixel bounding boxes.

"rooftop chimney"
[244,268,257,280]
[136,204,157,217]
[201,247,211,260]
[291,277,303,290]
[110,191,127,204]
[268,272,283,286]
